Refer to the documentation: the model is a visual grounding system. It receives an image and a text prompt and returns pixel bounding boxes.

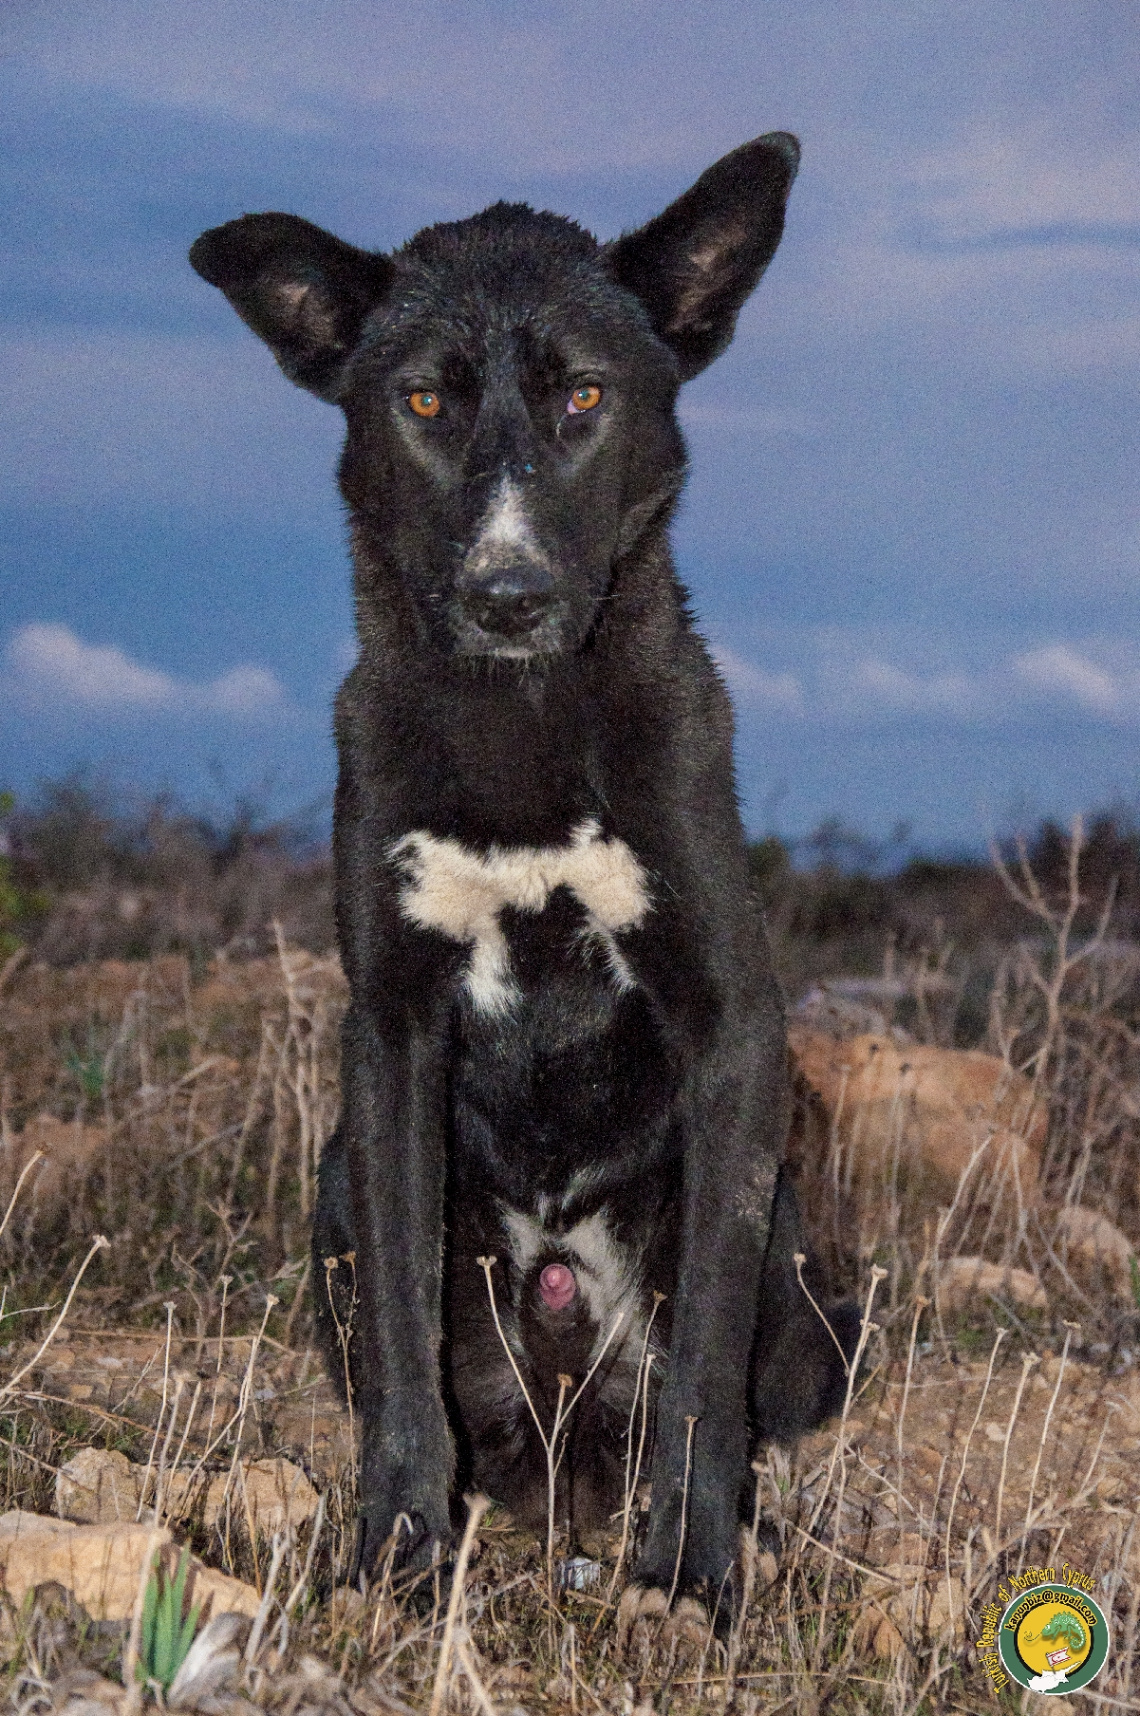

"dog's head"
[190,134,798,661]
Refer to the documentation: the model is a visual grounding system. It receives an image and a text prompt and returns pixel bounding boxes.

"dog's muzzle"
[456,555,558,644]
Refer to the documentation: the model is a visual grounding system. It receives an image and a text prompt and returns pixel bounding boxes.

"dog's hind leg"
[311,1124,358,1401]
[751,1166,860,1442]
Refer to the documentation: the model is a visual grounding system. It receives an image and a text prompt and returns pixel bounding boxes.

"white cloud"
[712,646,803,712]
[1013,643,1128,715]
[203,664,288,715]
[5,623,286,717]
[718,633,1140,725]
[843,657,976,715]
[15,0,769,177]
[906,128,1140,242]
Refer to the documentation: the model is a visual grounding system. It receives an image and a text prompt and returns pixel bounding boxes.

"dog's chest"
[389,817,650,1015]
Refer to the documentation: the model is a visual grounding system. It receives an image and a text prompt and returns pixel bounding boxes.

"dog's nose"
[461,564,555,638]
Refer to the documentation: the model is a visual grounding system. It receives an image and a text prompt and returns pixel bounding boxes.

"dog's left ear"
[605,132,800,380]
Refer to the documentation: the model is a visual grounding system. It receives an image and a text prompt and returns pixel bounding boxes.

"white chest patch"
[389,818,650,1015]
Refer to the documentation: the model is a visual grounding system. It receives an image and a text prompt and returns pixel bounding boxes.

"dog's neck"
[341,523,697,847]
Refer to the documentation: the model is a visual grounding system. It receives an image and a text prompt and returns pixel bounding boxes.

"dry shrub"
[791,817,1140,1346]
[0,942,345,1323]
[5,777,334,966]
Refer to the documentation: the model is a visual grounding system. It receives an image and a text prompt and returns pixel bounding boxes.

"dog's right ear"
[189,213,394,402]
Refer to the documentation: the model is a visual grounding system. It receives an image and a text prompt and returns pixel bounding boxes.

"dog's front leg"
[339,1000,455,1582]
[633,956,788,1613]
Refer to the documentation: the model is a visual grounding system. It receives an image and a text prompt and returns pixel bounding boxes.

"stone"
[790,1030,1044,1205]
[925,1575,968,1639]
[48,1668,125,1714]
[6,1114,111,1210]
[862,1535,965,1645]
[937,1256,1047,1313]
[1051,1204,1136,1298]
[167,1612,249,1710]
[0,1512,259,1620]
[50,1669,124,1707]
[56,1448,140,1524]
[56,1449,319,1537]
[202,1458,320,1533]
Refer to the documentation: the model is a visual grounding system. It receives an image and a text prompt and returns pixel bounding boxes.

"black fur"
[191,132,855,1609]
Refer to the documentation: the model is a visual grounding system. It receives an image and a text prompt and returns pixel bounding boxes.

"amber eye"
[409,390,441,418]
[567,383,602,415]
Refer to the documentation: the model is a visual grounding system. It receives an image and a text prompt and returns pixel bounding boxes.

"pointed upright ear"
[189,213,394,401]
[605,132,800,380]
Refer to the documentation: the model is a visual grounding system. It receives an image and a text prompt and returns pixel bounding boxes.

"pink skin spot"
[539,1263,577,1311]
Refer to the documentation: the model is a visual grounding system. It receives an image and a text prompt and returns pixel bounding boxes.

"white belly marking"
[390,817,650,1014]
[503,1205,645,1362]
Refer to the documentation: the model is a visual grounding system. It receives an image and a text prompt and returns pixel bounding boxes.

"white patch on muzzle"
[464,478,545,576]
[390,818,650,1014]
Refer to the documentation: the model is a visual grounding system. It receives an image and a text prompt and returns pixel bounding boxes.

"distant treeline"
[0,776,333,967]
[755,812,1140,989]
[2,776,1137,997]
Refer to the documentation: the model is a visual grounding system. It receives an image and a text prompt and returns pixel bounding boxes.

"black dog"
[190,133,855,1615]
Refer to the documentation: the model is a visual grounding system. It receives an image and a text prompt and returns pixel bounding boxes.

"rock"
[202,1458,320,1533]
[167,1612,249,1710]
[5,1114,111,1208]
[790,1030,1045,1205]
[1051,1205,1136,1297]
[912,1445,945,1478]
[262,1655,353,1716]
[937,1256,1047,1313]
[1112,1371,1140,1436]
[0,1512,259,1620]
[47,1667,125,1713]
[793,983,902,1040]
[327,1587,366,1627]
[57,1449,140,1524]
[862,1534,965,1645]
[868,1610,904,1659]
[56,1450,319,1536]
[273,1408,353,1477]
[925,1574,968,1639]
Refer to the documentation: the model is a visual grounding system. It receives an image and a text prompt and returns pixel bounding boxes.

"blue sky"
[1,0,1137,847]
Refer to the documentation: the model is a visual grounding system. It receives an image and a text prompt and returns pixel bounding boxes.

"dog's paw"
[616,1585,711,1656]
[350,1507,451,1593]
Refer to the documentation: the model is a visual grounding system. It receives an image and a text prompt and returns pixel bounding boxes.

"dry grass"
[0,823,1136,1712]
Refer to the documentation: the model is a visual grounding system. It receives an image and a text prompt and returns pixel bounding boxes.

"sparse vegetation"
[0,796,1136,1711]
[1,775,333,966]
[137,1547,201,1693]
